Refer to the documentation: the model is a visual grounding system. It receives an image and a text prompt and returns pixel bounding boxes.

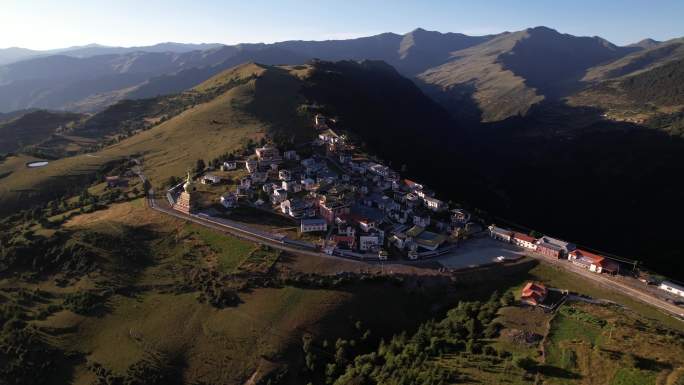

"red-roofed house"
[333,235,356,250]
[520,282,548,306]
[513,232,538,250]
[568,249,618,274]
[403,179,423,192]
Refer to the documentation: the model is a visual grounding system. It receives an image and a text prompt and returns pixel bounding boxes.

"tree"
[513,356,537,372]
[501,291,515,306]
[362,330,371,341]
[325,363,338,383]
[484,322,502,338]
[305,352,316,372]
[195,159,206,173]
[166,175,180,188]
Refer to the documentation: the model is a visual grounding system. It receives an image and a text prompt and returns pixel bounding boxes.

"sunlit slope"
[0,63,312,213]
[99,63,270,183]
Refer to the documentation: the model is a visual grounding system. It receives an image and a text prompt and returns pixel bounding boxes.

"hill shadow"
[498,28,640,99]
[449,103,684,280]
[414,78,484,124]
[538,365,582,379]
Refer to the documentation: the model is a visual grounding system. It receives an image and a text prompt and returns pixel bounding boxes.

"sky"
[1,0,684,50]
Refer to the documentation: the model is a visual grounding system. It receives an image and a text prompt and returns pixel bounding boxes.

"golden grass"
[418,30,544,122]
[35,287,348,384]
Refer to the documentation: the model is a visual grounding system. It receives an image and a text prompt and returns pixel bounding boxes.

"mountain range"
[3,26,681,124]
[0,42,224,65]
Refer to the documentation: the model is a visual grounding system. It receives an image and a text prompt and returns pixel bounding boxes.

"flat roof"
[301,218,326,225]
[661,281,684,291]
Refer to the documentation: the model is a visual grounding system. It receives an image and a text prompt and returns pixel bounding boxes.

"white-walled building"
[423,196,446,212]
[282,180,301,193]
[221,161,237,171]
[271,188,288,204]
[202,174,222,185]
[301,218,327,233]
[489,225,513,242]
[512,232,538,250]
[245,159,258,173]
[251,171,268,183]
[359,235,380,251]
[413,214,431,228]
[220,192,238,208]
[660,281,684,298]
[284,150,299,161]
[255,146,281,162]
[239,177,252,189]
[279,169,291,181]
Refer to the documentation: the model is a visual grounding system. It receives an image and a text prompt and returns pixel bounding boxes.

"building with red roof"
[513,232,538,250]
[333,235,356,250]
[568,249,619,274]
[520,282,548,306]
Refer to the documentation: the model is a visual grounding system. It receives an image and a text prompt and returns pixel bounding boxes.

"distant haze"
[1,0,684,49]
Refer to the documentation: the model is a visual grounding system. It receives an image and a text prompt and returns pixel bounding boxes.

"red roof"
[513,232,536,243]
[404,179,421,188]
[569,249,604,264]
[333,235,355,246]
[521,282,548,305]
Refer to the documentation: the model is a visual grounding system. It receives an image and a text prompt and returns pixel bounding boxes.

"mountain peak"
[405,27,441,37]
[627,38,661,49]
[526,26,560,35]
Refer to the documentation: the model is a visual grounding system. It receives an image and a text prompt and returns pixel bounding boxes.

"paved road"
[135,166,683,322]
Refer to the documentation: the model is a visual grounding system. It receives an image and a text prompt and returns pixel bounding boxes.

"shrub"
[513,356,537,372]
[63,290,105,315]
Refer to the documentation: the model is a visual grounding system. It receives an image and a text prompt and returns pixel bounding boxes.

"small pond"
[26,161,49,168]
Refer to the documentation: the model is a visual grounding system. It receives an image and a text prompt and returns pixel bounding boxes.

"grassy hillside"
[0,62,314,214]
[2,172,683,385]
[331,262,684,385]
[619,58,684,106]
[0,198,487,385]
[419,27,637,122]
[419,30,542,122]
[583,38,684,82]
[569,57,684,131]
[0,110,84,154]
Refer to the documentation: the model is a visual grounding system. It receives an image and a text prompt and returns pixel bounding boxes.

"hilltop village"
[166,113,684,308]
[169,114,474,260]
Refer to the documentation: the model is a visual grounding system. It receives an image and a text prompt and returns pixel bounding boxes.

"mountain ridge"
[0,26,677,120]
[0,42,225,65]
